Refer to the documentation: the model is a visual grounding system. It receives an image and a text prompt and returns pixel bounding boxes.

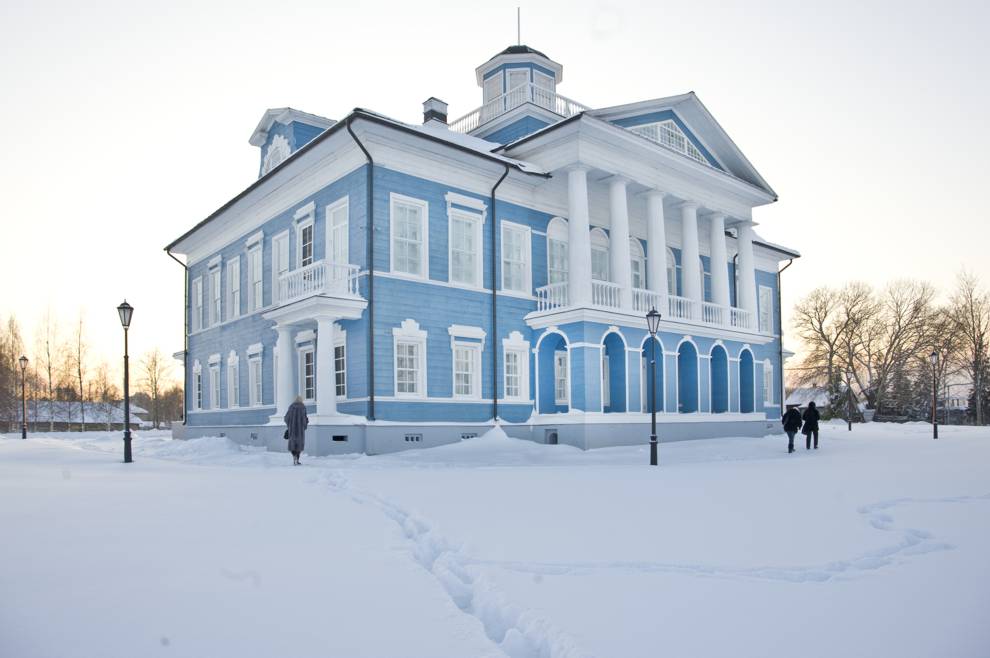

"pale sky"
[2,0,987,378]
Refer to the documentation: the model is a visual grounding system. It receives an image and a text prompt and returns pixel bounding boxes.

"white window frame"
[483,72,502,103]
[227,351,239,408]
[507,67,528,92]
[601,350,611,407]
[298,345,315,402]
[630,238,645,290]
[502,331,530,402]
[296,219,315,269]
[501,221,532,294]
[554,351,569,406]
[759,285,774,334]
[209,363,220,410]
[192,360,202,410]
[452,341,482,399]
[272,230,289,305]
[226,257,240,320]
[700,256,711,303]
[334,332,347,398]
[449,209,483,288]
[247,344,263,407]
[209,265,222,327]
[191,277,203,332]
[666,247,678,296]
[393,319,428,398]
[247,243,263,312]
[533,70,555,92]
[763,359,775,406]
[590,228,610,282]
[390,193,429,279]
[326,196,349,266]
[546,217,569,286]
[629,120,710,166]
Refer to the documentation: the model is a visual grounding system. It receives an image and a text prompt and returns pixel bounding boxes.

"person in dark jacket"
[801,401,821,450]
[781,404,802,453]
[284,396,309,465]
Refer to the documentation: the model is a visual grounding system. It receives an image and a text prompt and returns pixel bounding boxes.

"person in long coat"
[284,396,309,465]
[801,400,821,450]
[781,404,803,454]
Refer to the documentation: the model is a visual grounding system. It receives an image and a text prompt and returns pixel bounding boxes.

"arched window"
[700,256,711,302]
[630,238,646,289]
[666,247,677,296]
[590,228,609,282]
[546,217,569,285]
[262,134,290,175]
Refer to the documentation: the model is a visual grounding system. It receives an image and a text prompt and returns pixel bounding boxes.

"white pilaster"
[567,166,592,307]
[737,222,758,322]
[680,202,702,315]
[709,213,731,308]
[314,317,337,420]
[607,176,633,309]
[646,191,669,314]
[274,324,295,419]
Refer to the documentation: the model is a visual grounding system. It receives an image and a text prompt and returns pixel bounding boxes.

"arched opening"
[677,341,699,413]
[710,345,729,413]
[739,349,755,413]
[641,336,664,413]
[666,247,678,296]
[590,228,610,282]
[602,332,626,413]
[537,332,569,414]
[630,238,646,290]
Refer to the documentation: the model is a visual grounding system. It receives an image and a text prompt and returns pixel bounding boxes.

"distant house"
[784,386,830,410]
[15,401,143,431]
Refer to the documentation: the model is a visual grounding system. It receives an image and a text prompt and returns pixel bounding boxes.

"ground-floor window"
[334,343,346,397]
[453,342,481,399]
[505,350,521,399]
[227,353,239,408]
[763,359,774,405]
[601,352,610,407]
[209,364,220,409]
[554,351,568,405]
[396,341,421,396]
[194,371,202,410]
[249,356,262,406]
[299,348,315,402]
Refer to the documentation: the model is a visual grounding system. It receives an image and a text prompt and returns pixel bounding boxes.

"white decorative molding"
[295,329,316,344]
[247,342,264,356]
[192,359,202,374]
[445,191,487,218]
[262,134,290,176]
[448,324,487,341]
[393,318,427,339]
[245,231,264,248]
[208,353,221,365]
[208,255,222,269]
[227,350,238,365]
[293,200,316,221]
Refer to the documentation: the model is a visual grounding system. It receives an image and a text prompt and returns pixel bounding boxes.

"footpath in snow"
[1,421,988,658]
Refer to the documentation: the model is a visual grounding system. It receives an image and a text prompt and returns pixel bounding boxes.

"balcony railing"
[668,295,697,321]
[730,307,754,331]
[632,288,660,313]
[592,280,621,309]
[278,260,360,305]
[449,83,591,134]
[536,281,569,311]
[701,301,725,326]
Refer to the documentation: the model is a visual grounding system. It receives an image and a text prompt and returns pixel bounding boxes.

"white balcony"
[536,281,569,311]
[667,294,697,321]
[449,83,590,134]
[591,280,621,309]
[277,260,361,306]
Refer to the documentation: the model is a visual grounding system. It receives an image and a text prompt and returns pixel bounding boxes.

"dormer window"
[630,120,709,166]
[261,134,290,175]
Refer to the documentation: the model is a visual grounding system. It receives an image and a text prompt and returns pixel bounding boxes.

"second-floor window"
[226,257,240,320]
[630,238,645,289]
[192,277,203,332]
[298,223,314,268]
[210,268,221,326]
[450,211,481,287]
[391,195,428,278]
[759,286,774,333]
[248,355,262,406]
[591,229,609,282]
[547,217,569,285]
[248,245,263,311]
[501,223,531,294]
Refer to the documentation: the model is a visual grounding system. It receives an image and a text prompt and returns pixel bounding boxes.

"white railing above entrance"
[535,281,569,311]
[668,295,697,321]
[278,260,360,305]
[592,280,621,309]
[701,302,725,327]
[730,307,754,331]
[448,83,591,134]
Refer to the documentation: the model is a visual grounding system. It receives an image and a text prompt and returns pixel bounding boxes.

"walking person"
[782,404,802,454]
[802,400,821,450]
[284,395,309,465]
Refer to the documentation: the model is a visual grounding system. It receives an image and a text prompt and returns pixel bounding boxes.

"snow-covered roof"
[784,387,830,407]
[249,107,336,147]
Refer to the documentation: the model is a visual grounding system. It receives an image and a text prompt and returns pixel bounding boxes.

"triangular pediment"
[589,93,775,197]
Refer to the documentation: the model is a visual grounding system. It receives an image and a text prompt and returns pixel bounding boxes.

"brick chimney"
[423,97,448,125]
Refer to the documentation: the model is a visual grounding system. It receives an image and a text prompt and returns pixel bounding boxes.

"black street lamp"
[646,306,662,466]
[18,355,28,439]
[117,300,134,463]
[929,350,938,440]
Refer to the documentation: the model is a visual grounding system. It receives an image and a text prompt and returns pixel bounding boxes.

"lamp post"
[929,350,938,440]
[846,370,854,432]
[117,300,134,463]
[18,355,28,439]
[646,306,662,466]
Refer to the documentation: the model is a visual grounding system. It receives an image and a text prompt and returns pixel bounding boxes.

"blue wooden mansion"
[166,45,799,454]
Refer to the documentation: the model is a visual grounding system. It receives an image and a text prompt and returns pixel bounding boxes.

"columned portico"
[274,324,295,421]
[313,316,337,421]
[709,213,730,308]
[607,176,633,309]
[646,190,669,312]
[567,166,593,307]
[680,202,702,316]
[736,221,758,319]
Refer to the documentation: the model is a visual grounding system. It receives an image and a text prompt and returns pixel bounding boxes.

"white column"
[646,191,669,314]
[315,317,337,419]
[607,176,633,309]
[709,213,730,309]
[737,221,758,324]
[567,166,592,307]
[274,324,295,418]
[680,202,702,316]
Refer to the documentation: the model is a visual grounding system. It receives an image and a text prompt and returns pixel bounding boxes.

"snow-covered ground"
[2,422,988,658]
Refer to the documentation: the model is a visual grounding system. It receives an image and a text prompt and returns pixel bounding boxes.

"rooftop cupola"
[475,45,564,105]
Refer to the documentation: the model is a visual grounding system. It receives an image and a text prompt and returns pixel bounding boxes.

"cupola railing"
[449,82,590,134]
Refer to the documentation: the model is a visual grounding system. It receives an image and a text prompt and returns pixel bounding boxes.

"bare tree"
[950,271,990,425]
[34,309,61,431]
[0,315,25,431]
[91,362,120,430]
[72,312,88,431]
[140,348,171,429]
